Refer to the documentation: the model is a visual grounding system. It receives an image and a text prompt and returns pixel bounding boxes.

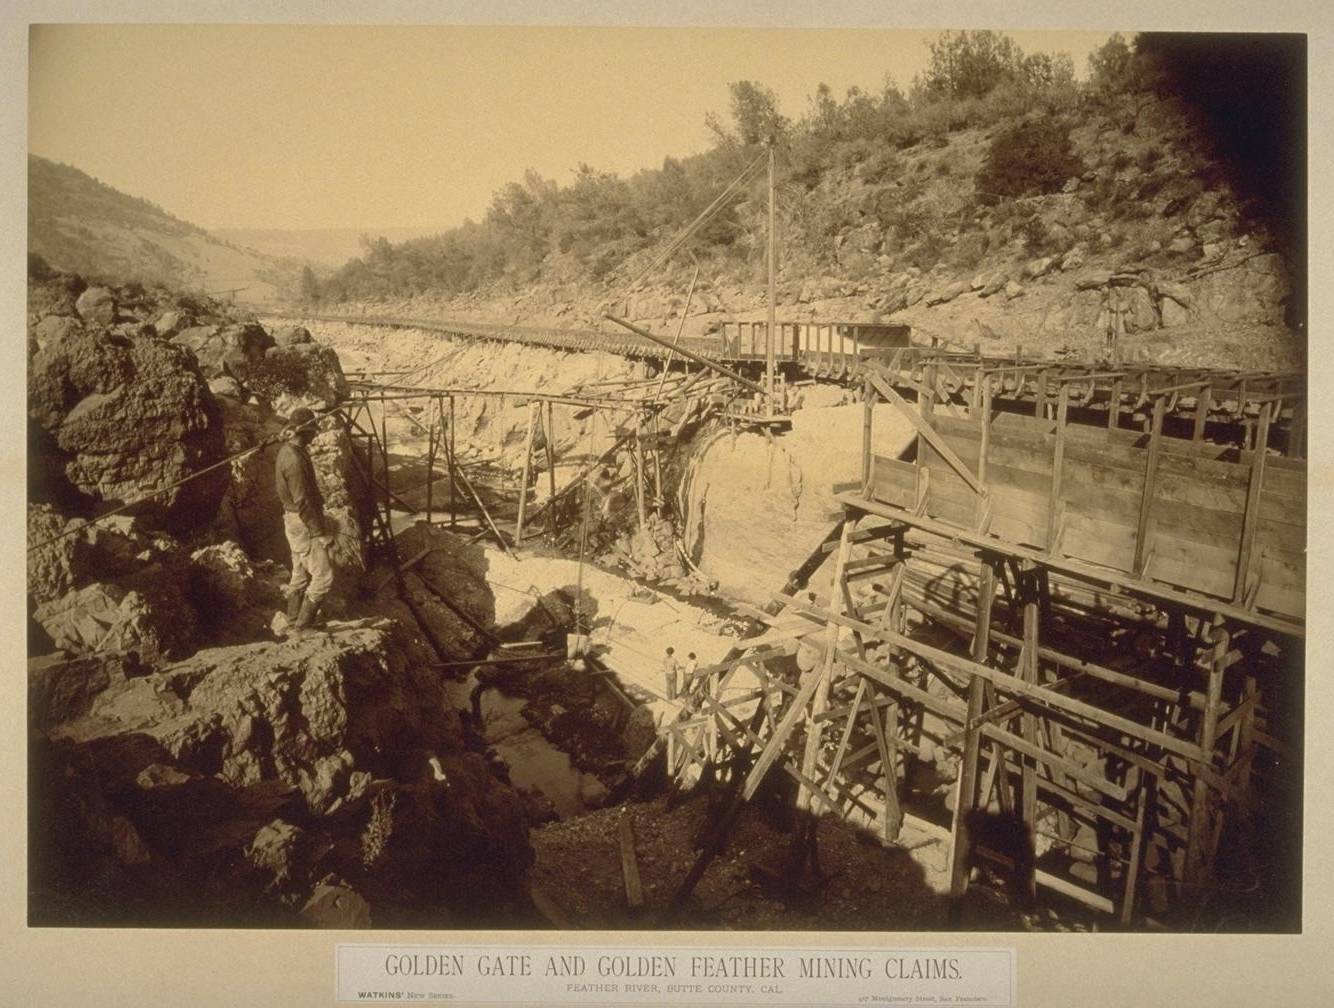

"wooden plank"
[823,678,867,787]
[1059,513,1137,573]
[798,518,856,811]
[1233,402,1272,603]
[1185,617,1228,884]
[1254,574,1305,624]
[741,662,826,800]
[938,411,1307,506]
[945,422,1305,551]
[979,722,1129,804]
[618,814,644,909]
[949,558,995,905]
[1147,537,1238,598]
[1133,398,1166,576]
[921,488,976,530]
[867,691,902,840]
[835,491,1304,637]
[868,373,983,494]
[870,455,917,508]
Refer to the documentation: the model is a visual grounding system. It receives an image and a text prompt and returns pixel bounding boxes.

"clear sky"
[29,24,1115,232]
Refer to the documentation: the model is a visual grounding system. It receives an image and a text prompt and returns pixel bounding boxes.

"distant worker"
[662,647,680,700]
[276,406,334,637]
[683,652,700,694]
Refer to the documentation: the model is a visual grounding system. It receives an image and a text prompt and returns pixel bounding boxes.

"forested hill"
[304,32,1305,368]
[27,155,285,303]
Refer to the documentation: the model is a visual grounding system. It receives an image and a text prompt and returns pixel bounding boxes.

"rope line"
[27,410,333,556]
[623,151,766,294]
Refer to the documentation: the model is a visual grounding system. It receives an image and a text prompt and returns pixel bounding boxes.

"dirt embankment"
[678,395,917,608]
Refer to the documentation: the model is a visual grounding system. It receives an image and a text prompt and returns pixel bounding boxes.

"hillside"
[212,226,442,268]
[28,155,285,305]
[309,32,1304,372]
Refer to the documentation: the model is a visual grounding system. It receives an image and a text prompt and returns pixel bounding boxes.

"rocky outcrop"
[204,398,368,594]
[31,621,534,926]
[174,320,346,412]
[261,341,348,414]
[33,572,198,663]
[187,541,287,646]
[28,504,199,662]
[28,320,227,529]
[172,320,272,380]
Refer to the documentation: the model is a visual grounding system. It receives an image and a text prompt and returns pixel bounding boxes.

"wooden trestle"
[656,359,1304,924]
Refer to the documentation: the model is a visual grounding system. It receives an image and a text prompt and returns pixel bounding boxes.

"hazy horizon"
[29,24,1114,234]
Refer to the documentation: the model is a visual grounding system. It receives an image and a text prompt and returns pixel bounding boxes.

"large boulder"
[48,621,457,807]
[28,503,198,662]
[30,314,83,354]
[33,562,197,663]
[258,342,348,414]
[28,326,227,530]
[271,324,313,347]
[926,280,971,306]
[204,398,289,563]
[75,286,117,325]
[29,651,146,730]
[188,541,287,646]
[151,310,190,338]
[173,321,273,380]
[27,504,188,604]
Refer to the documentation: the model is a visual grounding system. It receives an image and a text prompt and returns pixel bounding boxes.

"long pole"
[655,257,700,400]
[766,139,777,418]
[604,315,766,394]
[515,401,538,544]
[448,395,456,529]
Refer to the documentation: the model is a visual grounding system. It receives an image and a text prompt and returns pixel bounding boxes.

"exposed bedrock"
[30,620,533,926]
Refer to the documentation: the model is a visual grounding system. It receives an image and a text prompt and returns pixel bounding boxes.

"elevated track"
[286,311,1303,453]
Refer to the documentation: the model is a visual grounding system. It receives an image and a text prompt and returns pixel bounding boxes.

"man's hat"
[285,406,317,434]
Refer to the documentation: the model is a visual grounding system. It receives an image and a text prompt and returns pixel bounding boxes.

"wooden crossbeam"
[823,678,866,789]
[739,668,825,801]
[782,598,1206,762]
[867,372,984,494]
[1233,401,1272,604]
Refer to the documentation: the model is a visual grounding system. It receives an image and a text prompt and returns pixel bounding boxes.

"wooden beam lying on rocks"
[618,814,645,910]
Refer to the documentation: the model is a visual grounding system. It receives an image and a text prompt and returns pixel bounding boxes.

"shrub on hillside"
[975,118,1084,203]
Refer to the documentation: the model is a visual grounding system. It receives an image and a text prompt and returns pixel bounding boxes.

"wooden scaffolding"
[658,358,1304,924]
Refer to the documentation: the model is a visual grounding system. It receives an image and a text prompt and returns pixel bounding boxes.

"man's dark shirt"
[275,439,326,535]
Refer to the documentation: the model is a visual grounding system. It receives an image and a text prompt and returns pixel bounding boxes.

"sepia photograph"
[9,4,1330,1004]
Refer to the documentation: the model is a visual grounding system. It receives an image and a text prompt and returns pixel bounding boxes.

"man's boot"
[285,589,305,624]
[290,596,323,639]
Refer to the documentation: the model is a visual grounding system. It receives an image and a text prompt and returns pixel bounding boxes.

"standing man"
[276,407,334,637]
[662,647,680,701]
